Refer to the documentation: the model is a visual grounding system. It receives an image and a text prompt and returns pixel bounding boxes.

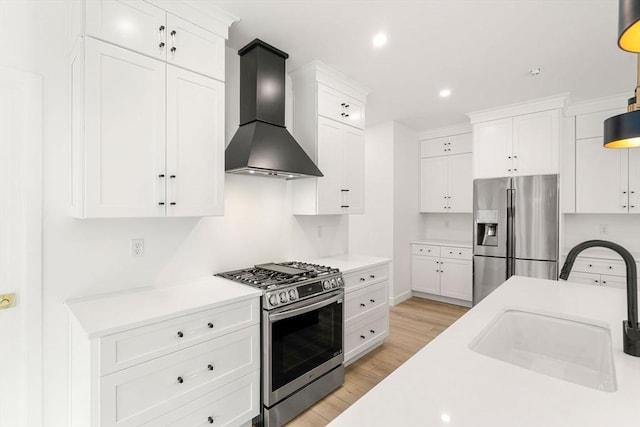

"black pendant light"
[603,0,640,149]
[618,0,640,53]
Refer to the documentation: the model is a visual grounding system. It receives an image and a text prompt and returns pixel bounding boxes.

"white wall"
[348,121,421,304]
[2,3,348,424]
[564,214,640,254]
[392,123,421,304]
[423,213,473,242]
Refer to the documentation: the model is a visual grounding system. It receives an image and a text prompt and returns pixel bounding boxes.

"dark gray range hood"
[225,39,323,179]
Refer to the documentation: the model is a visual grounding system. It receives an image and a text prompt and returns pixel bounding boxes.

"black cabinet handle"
[360,335,366,339]
[369,275,375,279]
[370,329,375,334]
[177,331,183,338]
[158,202,165,206]
[159,42,165,48]
[170,202,176,206]
[207,364,214,371]
[341,205,350,208]
[171,46,177,53]
[170,175,176,178]
[370,299,375,303]
[208,322,214,328]
[360,303,365,307]
[360,278,366,282]
[208,416,214,424]
[177,376,184,384]
[158,174,165,178]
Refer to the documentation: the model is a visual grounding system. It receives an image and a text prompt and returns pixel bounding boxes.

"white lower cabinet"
[411,243,472,305]
[68,291,260,427]
[567,256,639,290]
[342,261,390,365]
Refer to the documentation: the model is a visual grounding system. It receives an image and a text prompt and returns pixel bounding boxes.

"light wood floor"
[285,297,469,427]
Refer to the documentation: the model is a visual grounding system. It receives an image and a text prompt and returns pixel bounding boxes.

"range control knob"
[330,278,337,288]
[268,294,278,306]
[279,292,288,303]
[288,289,297,300]
[323,280,331,290]
[336,276,343,287]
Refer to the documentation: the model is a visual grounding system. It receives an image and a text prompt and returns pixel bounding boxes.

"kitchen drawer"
[344,281,387,324]
[100,298,259,375]
[100,326,259,427]
[567,271,600,286]
[141,371,259,427]
[571,257,626,277]
[441,246,472,260]
[343,265,389,289]
[411,244,440,257]
[345,308,388,363]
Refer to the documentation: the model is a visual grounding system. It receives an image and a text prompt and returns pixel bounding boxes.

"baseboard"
[389,290,413,306]
[411,291,472,308]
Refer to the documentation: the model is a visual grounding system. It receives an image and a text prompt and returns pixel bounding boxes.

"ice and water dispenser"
[475,210,499,247]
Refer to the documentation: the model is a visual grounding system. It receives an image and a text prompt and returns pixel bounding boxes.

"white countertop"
[411,239,472,248]
[329,276,640,427]
[66,276,261,338]
[307,254,391,273]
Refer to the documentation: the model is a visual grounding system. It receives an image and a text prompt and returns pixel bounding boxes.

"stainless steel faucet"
[559,240,640,357]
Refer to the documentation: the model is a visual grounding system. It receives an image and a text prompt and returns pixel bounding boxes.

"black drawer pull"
[360,303,366,307]
[208,322,214,328]
[370,329,375,334]
[208,416,214,424]
[176,331,183,338]
[360,278,366,282]
[360,335,366,339]
[369,274,375,279]
[207,364,214,371]
[370,299,375,303]
[177,376,184,384]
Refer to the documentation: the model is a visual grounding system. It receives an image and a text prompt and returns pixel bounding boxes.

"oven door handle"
[269,291,343,322]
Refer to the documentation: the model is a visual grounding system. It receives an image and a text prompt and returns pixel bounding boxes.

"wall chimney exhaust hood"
[225,39,323,179]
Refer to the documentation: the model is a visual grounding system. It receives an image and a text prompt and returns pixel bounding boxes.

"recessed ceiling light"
[372,32,388,48]
[439,89,451,97]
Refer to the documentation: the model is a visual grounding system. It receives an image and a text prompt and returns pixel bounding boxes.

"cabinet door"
[85,0,166,60]
[472,118,512,178]
[411,256,440,294]
[629,148,640,213]
[166,66,224,217]
[421,137,448,158]
[420,157,448,213]
[448,133,472,155]
[576,137,628,213]
[317,84,344,122]
[512,110,559,176]
[447,153,472,213]
[166,14,225,80]
[439,259,472,301]
[316,117,343,214]
[342,126,365,213]
[567,271,601,286]
[342,96,365,130]
[84,38,166,217]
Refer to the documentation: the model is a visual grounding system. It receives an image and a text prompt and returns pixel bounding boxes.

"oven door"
[264,289,344,407]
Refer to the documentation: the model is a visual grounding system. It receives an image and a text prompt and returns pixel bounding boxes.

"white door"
[85,0,167,60]
[575,137,628,214]
[0,67,43,427]
[411,256,440,294]
[166,66,224,217]
[472,118,512,178]
[513,110,559,176]
[84,38,166,217]
[342,126,364,213]
[447,153,472,213]
[166,14,225,80]
[629,148,640,213]
[316,117,343,214]
[439,259,472,301]
[420,156,448,213]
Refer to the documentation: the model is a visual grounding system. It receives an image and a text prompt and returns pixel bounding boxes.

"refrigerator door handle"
[507,188,515,277]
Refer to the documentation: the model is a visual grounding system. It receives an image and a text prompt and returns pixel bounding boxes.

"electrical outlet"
[131,238,144,256]
[599,224,608,235]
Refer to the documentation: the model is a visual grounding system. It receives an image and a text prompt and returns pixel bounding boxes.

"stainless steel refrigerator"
[473,174,559,305]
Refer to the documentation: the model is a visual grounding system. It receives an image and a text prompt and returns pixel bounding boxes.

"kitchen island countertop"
[329,276,640,427]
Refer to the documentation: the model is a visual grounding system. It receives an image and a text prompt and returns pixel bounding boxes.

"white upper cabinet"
[84,0,227,79]
[290,61,369,215]
[77,38,167,218]
[71,0,235,218]
[317,84,365,129]
[165,14,225,80]
[468,95,566,179]
[419,131,472,213]
[85,0,167,60]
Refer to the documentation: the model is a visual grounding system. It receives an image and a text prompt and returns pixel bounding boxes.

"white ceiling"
[207,0,636,131]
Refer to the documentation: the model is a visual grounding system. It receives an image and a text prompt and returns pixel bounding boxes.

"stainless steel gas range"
[217,262,345,427]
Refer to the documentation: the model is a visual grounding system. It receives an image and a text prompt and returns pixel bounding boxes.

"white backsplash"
[563,214,640,254]
[422,213,473,243]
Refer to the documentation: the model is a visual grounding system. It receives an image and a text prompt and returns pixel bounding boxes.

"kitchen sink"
[469,309,617,392]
